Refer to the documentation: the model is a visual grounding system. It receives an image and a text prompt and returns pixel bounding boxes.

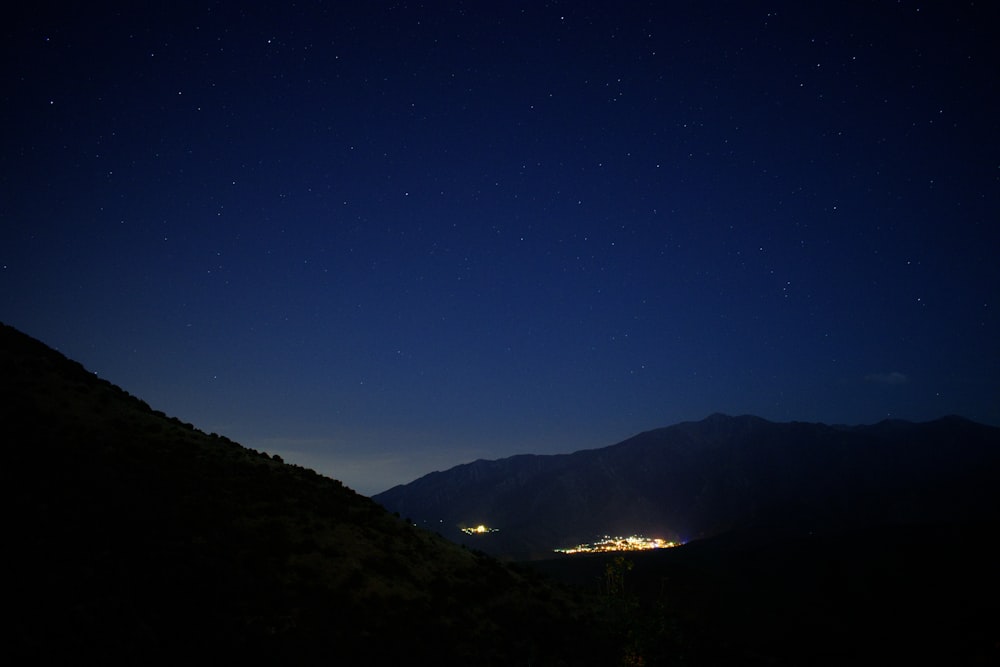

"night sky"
[3,2,998,495]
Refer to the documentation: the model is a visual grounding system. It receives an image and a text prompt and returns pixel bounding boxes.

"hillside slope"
[2,323,611,664]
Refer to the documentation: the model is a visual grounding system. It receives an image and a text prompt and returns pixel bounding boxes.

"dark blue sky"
[3,2,998,494]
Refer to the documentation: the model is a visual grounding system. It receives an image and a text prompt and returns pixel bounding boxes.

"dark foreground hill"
[531,521,1000,666]
[374,413,1000,560]
[1,323,614,664]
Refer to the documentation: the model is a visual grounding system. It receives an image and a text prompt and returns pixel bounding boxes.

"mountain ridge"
[373,412,1000,559]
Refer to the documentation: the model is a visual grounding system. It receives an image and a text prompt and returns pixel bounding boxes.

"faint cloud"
[865,371,909,385]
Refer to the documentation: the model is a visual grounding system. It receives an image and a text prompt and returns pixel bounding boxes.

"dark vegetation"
[2,323,614,664]
[5,321,999,665]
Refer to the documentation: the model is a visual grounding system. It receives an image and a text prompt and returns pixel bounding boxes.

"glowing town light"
[553,535,681,554]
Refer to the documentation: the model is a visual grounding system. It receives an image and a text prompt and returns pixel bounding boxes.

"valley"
[5,322,999,665]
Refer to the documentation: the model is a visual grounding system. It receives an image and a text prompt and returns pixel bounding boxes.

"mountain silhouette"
[8,321,1000,664]
[1,323,613,664]
[373,412,1000,559]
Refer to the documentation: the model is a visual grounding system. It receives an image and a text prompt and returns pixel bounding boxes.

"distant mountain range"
[373,413,1000,559]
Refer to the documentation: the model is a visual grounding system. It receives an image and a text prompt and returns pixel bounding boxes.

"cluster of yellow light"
[460,524,499,535]
[554,535,680,554]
